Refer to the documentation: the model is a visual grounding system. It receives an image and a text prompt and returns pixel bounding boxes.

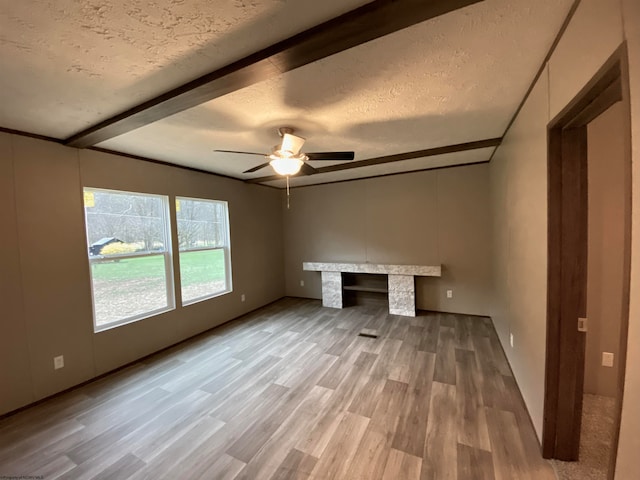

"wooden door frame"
[542,41,632,475]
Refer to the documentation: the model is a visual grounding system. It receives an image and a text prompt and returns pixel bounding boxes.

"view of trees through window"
[176,198,226,249]
[85,190,166,255]
[84,188,174,330]
[177,197,231,303]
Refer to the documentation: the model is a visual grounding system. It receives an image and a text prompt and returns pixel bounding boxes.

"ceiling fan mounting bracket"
[277,126,295,137]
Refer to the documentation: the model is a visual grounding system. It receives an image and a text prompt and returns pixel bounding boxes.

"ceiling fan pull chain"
[286,175,290,209]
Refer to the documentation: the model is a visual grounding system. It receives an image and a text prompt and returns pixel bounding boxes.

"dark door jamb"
[542,41,631,477]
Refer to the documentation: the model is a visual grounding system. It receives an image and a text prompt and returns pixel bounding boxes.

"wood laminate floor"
[0,298,556,479]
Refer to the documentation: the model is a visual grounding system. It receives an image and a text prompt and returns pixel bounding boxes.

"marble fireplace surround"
[302,262,442,317]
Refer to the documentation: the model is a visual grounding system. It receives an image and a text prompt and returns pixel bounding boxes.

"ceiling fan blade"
[300,162,319,176]
[243,162,271,174]
[280,133,306,155]
[306,151,355,161]
[214,149,266,156]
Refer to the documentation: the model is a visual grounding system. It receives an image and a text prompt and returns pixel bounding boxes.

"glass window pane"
[90,255,169,326]
[177,198,226,249]
[176,197,231,304]
[84,187,174,330]
[179,249,227,302]
[85,189,167,256]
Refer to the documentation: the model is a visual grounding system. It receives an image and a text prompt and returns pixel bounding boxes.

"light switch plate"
[446,289,453,299]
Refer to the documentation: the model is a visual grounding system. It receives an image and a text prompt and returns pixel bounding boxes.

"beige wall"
[0,133,32,413]
[284,164,493,316]
[585,102,626,398]
[490,64,549,440]
[0,133,285,415]
[489,0,640,475]
[616,0,640,477]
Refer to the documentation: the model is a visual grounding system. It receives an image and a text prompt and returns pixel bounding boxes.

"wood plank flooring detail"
[0,298,556,480]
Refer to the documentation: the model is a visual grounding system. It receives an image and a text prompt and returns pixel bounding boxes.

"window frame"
[83,187,175,332]
[176,196,233,305]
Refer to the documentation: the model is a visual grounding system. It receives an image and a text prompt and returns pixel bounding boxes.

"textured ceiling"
[1,0,574,186]
[0,0,370,137]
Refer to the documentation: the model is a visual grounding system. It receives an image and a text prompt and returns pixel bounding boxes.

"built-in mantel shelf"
[303,262,441,277]
[303,262,442,317]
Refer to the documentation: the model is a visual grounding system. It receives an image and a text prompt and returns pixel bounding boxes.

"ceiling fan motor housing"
[277,130,306,157]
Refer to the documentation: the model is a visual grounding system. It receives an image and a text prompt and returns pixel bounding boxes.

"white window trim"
[177,197,232,306]
[84,187,175,333]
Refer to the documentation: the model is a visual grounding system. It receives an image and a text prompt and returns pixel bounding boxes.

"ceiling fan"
[214,127,355,177]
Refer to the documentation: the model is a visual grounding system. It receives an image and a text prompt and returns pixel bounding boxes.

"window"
[83,188,174,331]
[176,197,232,304]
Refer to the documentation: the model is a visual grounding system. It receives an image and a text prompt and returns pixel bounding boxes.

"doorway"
[542,42,632,480]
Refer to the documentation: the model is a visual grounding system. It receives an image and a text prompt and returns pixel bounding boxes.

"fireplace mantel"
[303,262,442,317]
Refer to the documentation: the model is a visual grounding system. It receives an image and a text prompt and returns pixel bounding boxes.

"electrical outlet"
[510,333,514,348]
[54,355,64,370]
[602,352,614,367]
[446,289,453,299]
[300,280,305,287]
[241,294,246,302]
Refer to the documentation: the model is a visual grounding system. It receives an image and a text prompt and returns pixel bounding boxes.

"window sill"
[182,288,232,307]
[93,305,175,333]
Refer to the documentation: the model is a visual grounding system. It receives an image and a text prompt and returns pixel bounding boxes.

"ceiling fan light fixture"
[269,154,306,176]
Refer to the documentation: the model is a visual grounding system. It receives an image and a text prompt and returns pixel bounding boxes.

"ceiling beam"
[245,137,501,184]
[64,0,483,148]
